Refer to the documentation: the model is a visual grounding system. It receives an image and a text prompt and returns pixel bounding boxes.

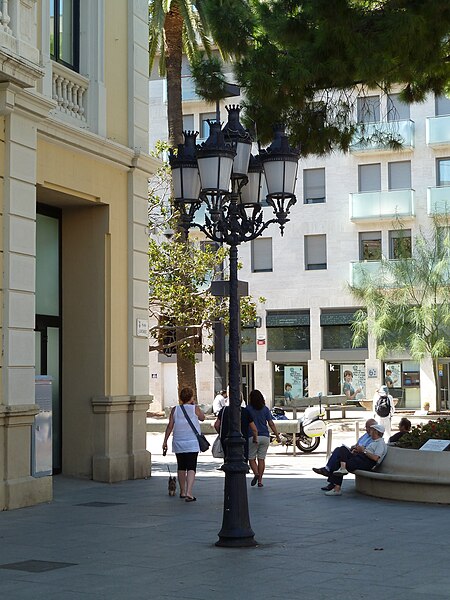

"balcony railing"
[52,62,89,124]
[426,115,450,147]
[350,189,415,221]
[350,120,415,154]
[350,260,399,287]
[427,186,450,215]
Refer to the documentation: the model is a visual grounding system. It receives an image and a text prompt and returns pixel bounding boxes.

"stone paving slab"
[0,427,448,599]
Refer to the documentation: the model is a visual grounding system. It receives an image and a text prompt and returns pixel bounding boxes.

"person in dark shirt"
[214,405,258,460]
[389,417,412,443]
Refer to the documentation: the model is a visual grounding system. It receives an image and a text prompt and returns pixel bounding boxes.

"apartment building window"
[321,310,367,350]
[251,238,273,272]
[200,112,216,139]
[388,161,411,190]
[183,114,195,131]
[304,234,326,270]
[437,158,450,186]
[50,0,80,71]
[358,163,381,192]
[357,95,380,123]
[359,231,382,261]
[435,95,450,116]
[266,311,310,351]
[389,229,412,259]
[387,94,410,121]
[303,168,326,204]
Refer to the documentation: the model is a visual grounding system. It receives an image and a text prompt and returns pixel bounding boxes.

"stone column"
[0,86,53,509]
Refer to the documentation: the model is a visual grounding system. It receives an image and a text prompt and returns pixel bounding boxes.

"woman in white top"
[163,387,205,502]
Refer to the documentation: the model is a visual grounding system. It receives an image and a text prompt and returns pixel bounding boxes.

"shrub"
[396,418,450,449]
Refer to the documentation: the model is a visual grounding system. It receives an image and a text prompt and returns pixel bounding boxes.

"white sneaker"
[333,467,348,475]
[325,489,342,496]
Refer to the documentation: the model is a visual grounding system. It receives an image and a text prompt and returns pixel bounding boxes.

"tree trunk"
[164,5,184,146]
[165,6,198,397]
[176,327,198,403]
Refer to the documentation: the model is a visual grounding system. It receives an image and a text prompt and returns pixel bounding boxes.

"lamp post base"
[215,441,257,548]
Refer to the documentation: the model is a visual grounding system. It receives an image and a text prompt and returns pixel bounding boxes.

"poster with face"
[284,366,303,400]
[342,364,366,399]
[385,363,401,388]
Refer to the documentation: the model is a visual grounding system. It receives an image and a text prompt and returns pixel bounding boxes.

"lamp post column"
[216,242,256,548]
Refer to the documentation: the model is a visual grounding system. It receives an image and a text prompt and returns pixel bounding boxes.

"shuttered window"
[303,168,326,204]
[305,234,327,270]
[388,161,411,190]
[358,163,381,192]
[251,238,273,272]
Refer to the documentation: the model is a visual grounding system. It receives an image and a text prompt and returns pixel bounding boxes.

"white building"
[149,67,450,412]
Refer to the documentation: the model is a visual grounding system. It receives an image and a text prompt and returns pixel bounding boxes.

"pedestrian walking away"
[162,387,205,502]
[247,389,281,487]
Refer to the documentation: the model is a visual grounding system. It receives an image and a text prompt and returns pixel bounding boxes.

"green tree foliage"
[148,234,260,360]
[350,219,450,409]
[226,0,450,153]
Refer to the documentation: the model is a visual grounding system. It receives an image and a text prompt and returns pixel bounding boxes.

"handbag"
[212,411,225,458]
[180,404,210,453]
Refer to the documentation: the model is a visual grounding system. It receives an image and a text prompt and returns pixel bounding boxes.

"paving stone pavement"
[1,422,449,600]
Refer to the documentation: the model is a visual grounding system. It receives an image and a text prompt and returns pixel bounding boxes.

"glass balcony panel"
[427,186,450,215]
[426,115,450,147]
[350,189,415,221]
[350,120,414,153]
[350,260,397,287]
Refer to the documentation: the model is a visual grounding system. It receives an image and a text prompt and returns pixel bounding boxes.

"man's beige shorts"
[248,435,270,460]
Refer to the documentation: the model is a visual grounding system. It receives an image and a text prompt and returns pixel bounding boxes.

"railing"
[0,0,12,34]
[426,115,450,147]
[350,260,397,287]
[349,189,415,221]
[350,120,415,153]
[427,186,450,215]
[52,62,89,123]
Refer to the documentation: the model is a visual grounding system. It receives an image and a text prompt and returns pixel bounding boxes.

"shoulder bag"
[212,409,225,459]
[180,404,210,452]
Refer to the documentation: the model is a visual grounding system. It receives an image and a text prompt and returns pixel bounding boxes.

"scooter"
[271,396,327,453]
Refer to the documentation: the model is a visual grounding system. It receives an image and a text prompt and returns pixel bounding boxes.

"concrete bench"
[355,445,450,504]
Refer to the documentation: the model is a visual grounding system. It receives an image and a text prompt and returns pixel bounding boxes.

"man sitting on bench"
[319,423,387,496]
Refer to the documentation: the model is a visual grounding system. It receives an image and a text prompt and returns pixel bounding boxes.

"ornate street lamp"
[169,106,300,547]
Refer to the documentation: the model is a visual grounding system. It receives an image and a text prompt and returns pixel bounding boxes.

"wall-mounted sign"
[136,319,149,337]
[151,373,158,379]
[257,339,265,346]
[368,368,378,378]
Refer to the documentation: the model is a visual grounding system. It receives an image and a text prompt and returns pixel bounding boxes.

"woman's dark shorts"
[176,452,198,471]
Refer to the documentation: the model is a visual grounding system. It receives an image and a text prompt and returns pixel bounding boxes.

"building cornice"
[38,117,161,174]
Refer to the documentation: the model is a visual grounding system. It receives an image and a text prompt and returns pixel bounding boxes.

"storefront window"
[321,310,367,350]
[267,311,310,351]
[274,363,309,405]
[328,363,365,398]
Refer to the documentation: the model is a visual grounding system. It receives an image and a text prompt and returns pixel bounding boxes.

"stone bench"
[355,445,450,504]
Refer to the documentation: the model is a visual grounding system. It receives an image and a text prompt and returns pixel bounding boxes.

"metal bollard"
[326,427,332,459]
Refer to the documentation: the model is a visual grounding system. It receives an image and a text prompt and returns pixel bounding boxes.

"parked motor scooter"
[271,396,326,453]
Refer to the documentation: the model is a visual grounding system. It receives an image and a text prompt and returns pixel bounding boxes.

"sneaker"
[333,467,348,475]
[312,467,329,477]
[325,488,342,496]
[321,483,334,491]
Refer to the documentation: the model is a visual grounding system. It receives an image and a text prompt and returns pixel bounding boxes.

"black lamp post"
[169,106,299,547]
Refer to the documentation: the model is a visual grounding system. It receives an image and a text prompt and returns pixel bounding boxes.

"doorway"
[241,363,254,405]
[35,206,62,472]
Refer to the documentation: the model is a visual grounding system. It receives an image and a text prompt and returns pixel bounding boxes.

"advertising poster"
[284,365,303,400]
[385,363,401,389]
[342,364,366,400]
